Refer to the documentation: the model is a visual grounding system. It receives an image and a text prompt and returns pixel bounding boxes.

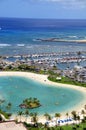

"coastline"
[0,71,86,91]
[34,38,86,43]
[0,71,86,122]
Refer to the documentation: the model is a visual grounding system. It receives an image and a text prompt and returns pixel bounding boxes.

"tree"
[71,111,77,121]
[55,113,61,126]
[77,115,80,124]
[81,110,85,118]
[44,113,51,121]
[18,111,23,122]
[66,112,69,118]
[24,109,29,123]
[30,112,38,125]
[20,97,41,109]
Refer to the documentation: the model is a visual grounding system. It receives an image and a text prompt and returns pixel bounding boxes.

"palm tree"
[30,112,38,125]
[24,109,29,123]
[65,112,69,125]
[33,113,38,124]
[77,115,80,124]
[55,113,61,126]
[71,111,77,121]
[18,111,23,122]
[81,110,85,119]
[44,113,51,121]
[66,112,69,118]
[34,98,40,105]
[30,112,33,121]
[33,98,37,101]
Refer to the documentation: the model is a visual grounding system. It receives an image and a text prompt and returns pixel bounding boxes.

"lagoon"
[0,76,85,115]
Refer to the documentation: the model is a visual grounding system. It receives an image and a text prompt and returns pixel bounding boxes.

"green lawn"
[27,124,86,130]
[24,122,86,130]
[48,75,86,87]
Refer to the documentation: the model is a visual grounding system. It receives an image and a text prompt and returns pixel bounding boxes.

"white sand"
[0,71,86,123]
[0,71,86,92]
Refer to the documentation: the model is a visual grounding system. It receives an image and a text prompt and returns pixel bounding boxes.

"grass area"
[4,65,48,75]
[48,75,86,87]
[24,123,86,130]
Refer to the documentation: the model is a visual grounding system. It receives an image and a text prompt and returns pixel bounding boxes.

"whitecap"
[17,44,25,47]
[0,44,11,47]
[68,36,77,38]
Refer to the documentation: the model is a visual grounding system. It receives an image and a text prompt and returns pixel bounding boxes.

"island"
[19,97,41,109]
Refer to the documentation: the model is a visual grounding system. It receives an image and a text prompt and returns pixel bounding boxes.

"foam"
[17,44,25,47]
[0,44,11,47]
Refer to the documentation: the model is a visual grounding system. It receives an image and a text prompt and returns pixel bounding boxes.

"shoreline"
[0,71,86,91]
[34,38,86,43]
[0,71,86,122]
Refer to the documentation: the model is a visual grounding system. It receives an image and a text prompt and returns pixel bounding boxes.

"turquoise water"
[0,76,85,115]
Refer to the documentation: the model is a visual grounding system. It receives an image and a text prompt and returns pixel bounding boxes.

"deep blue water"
[0,18,86,55]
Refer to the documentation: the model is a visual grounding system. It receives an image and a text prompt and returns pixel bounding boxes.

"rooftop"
[0,121,27,130]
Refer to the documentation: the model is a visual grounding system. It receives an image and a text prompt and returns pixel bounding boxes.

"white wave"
[17,44,25,47]
[0,44,11,47]
[68,36,77,38]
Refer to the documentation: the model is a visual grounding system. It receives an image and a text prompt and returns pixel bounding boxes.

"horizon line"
[0,17,86,20]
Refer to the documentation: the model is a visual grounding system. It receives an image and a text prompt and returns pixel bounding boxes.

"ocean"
[0,18,86,70]
[0,18,86,56]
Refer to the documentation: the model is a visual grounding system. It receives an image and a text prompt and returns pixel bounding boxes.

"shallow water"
[0,76,85,115]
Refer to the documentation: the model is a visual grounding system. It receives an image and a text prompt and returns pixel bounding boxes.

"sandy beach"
[0,71,86,92]
[0,71,86,123]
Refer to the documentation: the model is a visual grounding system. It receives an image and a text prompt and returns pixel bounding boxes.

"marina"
[0,51,86,71]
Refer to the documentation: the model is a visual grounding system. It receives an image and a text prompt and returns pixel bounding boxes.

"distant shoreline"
[34,38,86,43]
